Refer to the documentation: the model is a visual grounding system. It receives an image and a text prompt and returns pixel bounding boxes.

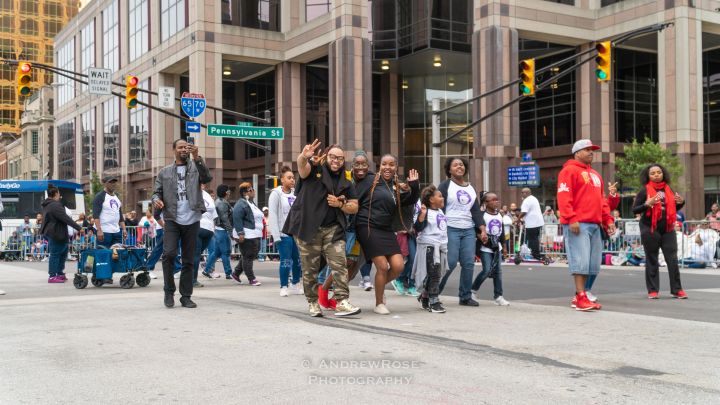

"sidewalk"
[0,261,719,404]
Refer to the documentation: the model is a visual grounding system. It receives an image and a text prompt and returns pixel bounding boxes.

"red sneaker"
[574,291,597,311]
[672,290,688,299]
[317,286,337,309]
[570,296,577,308]
[648,291,659,299]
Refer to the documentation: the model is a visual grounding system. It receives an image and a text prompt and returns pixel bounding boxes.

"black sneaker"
[417,295,430,311]
[459,298,479,307]
[202,271,213,279]
[193,281,204,287]
[225,275,233,280]
[180,297,197,308]
[164,293,174,308]
[430,302,446,313]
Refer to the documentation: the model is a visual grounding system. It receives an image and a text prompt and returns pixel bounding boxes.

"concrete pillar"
[472,25,519,201]
[189,50,224,183]
[658,15,704,218]
[275,62,305,170]
[328,36,373,156]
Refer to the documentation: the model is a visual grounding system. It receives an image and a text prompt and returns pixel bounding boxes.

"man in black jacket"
[41,186,81,283]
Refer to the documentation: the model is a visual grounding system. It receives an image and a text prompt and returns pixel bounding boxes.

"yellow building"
[0,0,79,134]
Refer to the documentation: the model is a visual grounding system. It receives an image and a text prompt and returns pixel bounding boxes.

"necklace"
[383,179,396,205]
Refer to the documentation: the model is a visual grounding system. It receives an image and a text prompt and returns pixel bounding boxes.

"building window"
[31,171,38,180]
[519,44,576,150]
[81,109,95,175]
[103,99,120,170]
[161,0,186,41]
[306,0,331,22]
[129,0,149,62]
[545,0,574,4]
[80,21,95,92]
[129,79,150,163]
[103,0,119,72]
[703,46,720,144]
[31,130,38,154]
[614,48,658,143]
[306,66,329,147]
[56,40,75,107]
[601,0,623,6]
[243,72,275,159]
[222,0,280,31]
[58,119,75,180]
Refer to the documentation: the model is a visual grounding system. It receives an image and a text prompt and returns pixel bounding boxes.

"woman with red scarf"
[632,164,687,299]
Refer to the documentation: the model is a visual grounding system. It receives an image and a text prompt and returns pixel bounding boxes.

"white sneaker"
[0,289,6,295]
[363,281,373,291]
[373,303,390,315]
[494,296,510,306]
[149,272,158,279]
[280,287,289,297]
[290,283,304,295]
[585,291,598,303]
[358,278,365,288]
[174,272,180,279]
[471,290,479,301]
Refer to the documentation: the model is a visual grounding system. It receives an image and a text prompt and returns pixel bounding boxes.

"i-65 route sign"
[180,92,206,119]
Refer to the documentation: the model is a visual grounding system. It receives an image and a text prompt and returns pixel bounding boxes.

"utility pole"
[264,109,271,206]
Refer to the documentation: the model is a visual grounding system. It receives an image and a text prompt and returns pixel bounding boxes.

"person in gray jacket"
[231,182,262,285]
[152,139,212,309]
[202,184,234,279]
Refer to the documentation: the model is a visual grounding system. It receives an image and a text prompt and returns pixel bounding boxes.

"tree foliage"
[84,172,103,216]
[615,138,684,192]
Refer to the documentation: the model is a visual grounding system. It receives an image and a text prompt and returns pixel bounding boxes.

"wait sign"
[207,124,284,140]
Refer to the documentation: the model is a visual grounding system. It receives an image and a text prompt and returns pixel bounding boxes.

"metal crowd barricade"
[679,220,720,268]
[230,235,279,261]
[0,224,51,261]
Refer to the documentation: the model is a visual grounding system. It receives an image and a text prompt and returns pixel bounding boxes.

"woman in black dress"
[355,154,420,315]
[632,164,687,299]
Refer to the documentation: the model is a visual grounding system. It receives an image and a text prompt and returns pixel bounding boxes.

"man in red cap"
[557,139,615,311]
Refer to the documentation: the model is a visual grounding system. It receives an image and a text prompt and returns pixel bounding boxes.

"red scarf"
[645,181,676,233]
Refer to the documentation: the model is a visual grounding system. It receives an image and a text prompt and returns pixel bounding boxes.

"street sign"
[207,124,284,140]
[180,92,206,118]
[507,165,540,187]
[159,86,175,109]
[522,152,533,162]
[88,67,112,95]
[185,121,201,133]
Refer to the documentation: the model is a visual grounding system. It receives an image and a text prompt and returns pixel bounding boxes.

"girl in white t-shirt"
[412,186,449,313]
[471,192,510,306]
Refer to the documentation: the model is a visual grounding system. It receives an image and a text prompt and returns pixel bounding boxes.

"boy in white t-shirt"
[472,192,510,306]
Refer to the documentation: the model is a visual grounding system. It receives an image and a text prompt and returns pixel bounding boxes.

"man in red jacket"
[557,139,615,311]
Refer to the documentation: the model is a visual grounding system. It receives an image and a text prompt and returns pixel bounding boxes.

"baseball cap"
[571,139,600,154]
[102,175,119,183]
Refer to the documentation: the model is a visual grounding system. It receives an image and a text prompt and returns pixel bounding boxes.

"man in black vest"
[283,140,361,317]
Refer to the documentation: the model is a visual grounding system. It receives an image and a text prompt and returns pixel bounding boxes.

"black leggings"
[640,222,683,294]
[234,237,260,281]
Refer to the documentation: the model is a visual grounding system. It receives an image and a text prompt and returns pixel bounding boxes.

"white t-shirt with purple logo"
[446,181,477,229]
[481,211,504,253]
[417,208,448,245]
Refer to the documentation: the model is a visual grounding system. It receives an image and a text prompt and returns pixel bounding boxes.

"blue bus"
[0,180,86,226]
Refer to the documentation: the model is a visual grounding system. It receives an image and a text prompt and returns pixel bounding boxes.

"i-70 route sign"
[181,92,206,118]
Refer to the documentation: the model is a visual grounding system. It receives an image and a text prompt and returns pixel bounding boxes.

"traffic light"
[126,75,139,108]
[520,59,535,96]
[266,176,278,191]
[595,41,612,82]
[16,62,32,97]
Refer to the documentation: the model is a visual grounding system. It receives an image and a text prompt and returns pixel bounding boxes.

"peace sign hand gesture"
[608,182,618,196]
[302,139,322,160]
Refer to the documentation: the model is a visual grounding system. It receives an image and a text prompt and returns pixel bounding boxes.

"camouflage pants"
[295,225,349,302]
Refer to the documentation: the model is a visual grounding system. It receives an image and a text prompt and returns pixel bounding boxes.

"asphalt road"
[2,260,719,404]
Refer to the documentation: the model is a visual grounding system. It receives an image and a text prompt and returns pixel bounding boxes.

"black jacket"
[438,179,485,231]
[214,198,234,233]
[40,198,81,242]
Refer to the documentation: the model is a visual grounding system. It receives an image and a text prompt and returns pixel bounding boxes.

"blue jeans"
[23,235,33,258]
[397,235,417,288]
[439,226,477,301]
[259,238,267,261]
[48,238,68,277]
[193,228,215,282]
[472,250,503,299]
[564,223,602,276]
[98,231,123,248]
[205,229,233,275]
[146,229,164,270]
[277,236,301,287]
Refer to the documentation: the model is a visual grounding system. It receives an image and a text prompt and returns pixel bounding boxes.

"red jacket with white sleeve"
[556,159,613,228]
